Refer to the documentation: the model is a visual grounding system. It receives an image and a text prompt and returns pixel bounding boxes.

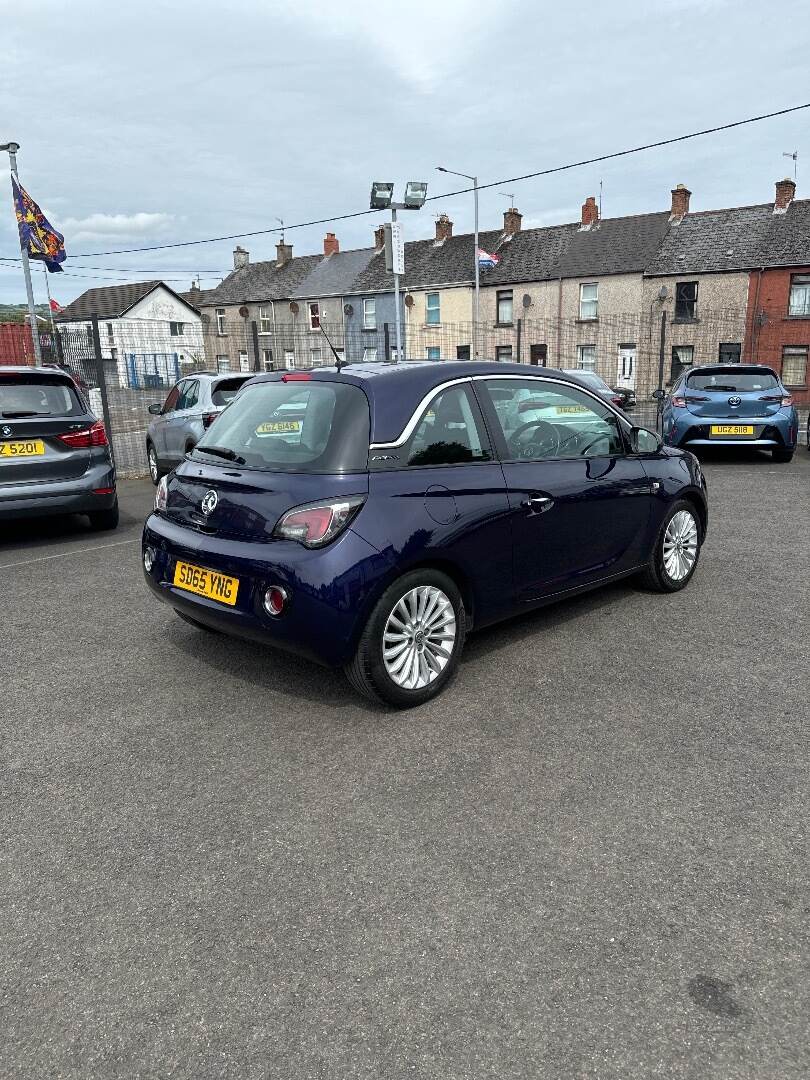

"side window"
[480,379,624,461]
[161,384,181,414]
[404,385,491,468]
[177,379,200,410]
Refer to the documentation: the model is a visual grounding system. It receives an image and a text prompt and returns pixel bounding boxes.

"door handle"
[521,495,554,513]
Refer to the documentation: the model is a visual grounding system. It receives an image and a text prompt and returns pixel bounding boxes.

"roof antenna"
[276,217,285,243]
[782,150,798,180]
[499,191,516,208]
[317,318,345,371]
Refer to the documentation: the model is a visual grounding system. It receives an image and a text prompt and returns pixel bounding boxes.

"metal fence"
[45,312,805,478]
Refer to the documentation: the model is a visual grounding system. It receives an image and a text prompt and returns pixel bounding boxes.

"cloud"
[61,212,174,244]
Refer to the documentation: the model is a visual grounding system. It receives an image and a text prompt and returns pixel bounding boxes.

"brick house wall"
[744,266,810,404]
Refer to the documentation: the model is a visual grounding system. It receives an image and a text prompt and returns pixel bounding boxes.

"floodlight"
[403,181,428,209]
[370,182,394,210]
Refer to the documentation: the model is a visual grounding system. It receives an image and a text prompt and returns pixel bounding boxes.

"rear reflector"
[93,487,115,495]
[281,372,312,382]
[57,419,109,448]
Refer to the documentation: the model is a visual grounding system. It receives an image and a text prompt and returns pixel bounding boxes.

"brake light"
[281,373,312,382]
[57,419,108,448]
[202,411,219,429]
[155,475,168,513]
[672,396,687,408]
[782,395,794,407]
[273,495,365,548]
[611,395,623,406]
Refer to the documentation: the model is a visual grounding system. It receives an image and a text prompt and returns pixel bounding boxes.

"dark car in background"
[0,366,117,529]
[661,364,798,462]
[143,362,707,708]
[561,369,627,408]
[146,371,254,483]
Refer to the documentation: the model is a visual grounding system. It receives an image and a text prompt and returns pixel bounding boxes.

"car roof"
[249,360,609,443]
[685,364,779,378]
[0,365,79,379]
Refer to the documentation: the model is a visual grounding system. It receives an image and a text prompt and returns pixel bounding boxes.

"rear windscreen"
[193,380,370,473]
[0,376,84,418]
[687,370,779,391]
[211,377,252,407]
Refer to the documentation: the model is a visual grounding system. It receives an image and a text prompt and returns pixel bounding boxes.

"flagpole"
[1,142,42,363]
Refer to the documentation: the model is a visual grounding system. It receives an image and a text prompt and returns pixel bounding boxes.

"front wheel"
[637,500,701,593]
[345,569,466,707]
[147,442,162,486]
[772,449,794,463]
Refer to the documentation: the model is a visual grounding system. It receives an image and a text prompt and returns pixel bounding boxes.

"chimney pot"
[435,213,453,241]
[374,224,385,250]
[233,245,249,270]
[774,177,796,213]
[503,206,522,235]
[580,196,599,228]
[670,184,691,221]
[323,232,339,256]
[275,241,293,266]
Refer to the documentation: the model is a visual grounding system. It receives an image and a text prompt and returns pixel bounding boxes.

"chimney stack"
[275,241,293,266]
[435,213,453,241]
[374,224,385,250]
[233,245,249,270]
[670,184,691,221]
[503,206,522,236]
[774,177,796,214]
[580,196,599,228]
[323,232,339,256]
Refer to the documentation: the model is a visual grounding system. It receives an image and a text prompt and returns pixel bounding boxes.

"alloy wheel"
[382,586,457,690]
[662,509,699,581]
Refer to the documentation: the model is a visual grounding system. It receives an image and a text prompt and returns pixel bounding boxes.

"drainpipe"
[556,276,563,365]
[748,268,764,363]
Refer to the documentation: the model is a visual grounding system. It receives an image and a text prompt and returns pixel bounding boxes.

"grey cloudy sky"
[2,0,809,304]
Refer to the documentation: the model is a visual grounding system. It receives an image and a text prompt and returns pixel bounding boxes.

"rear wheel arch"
[395,557,475,631]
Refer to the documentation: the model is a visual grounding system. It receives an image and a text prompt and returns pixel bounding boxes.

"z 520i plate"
[710,424,754,437]
[0,439,45,457]
[173,560,239,606]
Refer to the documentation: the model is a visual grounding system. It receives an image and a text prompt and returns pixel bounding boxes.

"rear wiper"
[194,444,246,465]
[0,410,47,418]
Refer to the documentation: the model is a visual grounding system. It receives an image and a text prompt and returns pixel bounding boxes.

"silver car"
[146,371,253,484]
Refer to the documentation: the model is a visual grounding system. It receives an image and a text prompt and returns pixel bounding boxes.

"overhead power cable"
[56,101,810,258]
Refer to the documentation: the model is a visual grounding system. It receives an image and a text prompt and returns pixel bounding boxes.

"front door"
[529,344,548,367]
[475,376,653,600]
[617,344,636,390]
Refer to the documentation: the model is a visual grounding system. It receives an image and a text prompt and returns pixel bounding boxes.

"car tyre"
[87,499,119,531]
[345,569,466,708]
[772,449,794,463]
[147,441,163,486]
[174,610,221,633]
[637,499,702,593]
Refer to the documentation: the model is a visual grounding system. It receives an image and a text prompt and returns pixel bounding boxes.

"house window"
[216,308,226,334]
[675,282,698,320]
[496,290,513,325]
[718,342,741,364]
[110,347,118,362]
[362,347,378,363]
[579,283,598,320]
[456,345,471,361]
[495,345,513,363]
[106,322,114,340]
[170,321,184,336]
[426,347,441,360]
[238,350,249,372]
[284,349,295,369]
[788,275,810,316]
[426,292,440,325]
[530,344,548,366]
[577,344,596,371]
[782,345,808,385]
[262,348,273,371]
[216,354,229,372]
[309,303,320,329]
[259,307,272,333]
[670,344,694,382]
[362,297,376,329]
[310,348,323,367]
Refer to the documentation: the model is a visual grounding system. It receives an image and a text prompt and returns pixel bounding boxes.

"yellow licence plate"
[710,424,754,437]
[0,439,45,457]
[256,420,301,434]
[173,560,239,606]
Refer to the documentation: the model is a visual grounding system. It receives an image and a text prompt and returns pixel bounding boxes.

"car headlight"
[155,474,168,513]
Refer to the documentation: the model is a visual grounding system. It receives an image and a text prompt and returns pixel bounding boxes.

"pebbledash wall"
[744,265,810,404]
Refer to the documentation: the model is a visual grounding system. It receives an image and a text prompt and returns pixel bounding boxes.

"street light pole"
[437,166,479,359]
[1,141,41,362]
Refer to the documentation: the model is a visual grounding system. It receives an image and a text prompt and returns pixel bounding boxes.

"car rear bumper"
[142,512,388,668]
[666,415,797,450]
[0,462,116,520]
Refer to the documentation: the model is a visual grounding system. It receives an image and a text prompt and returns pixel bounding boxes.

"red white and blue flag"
[477,247,500,269]
[12,175,66,272]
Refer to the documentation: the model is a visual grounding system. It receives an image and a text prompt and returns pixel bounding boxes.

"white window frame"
[496,290,513,326]
[310,347,323,368]
[262,348,273,371]
[788,275,810,317]
[238,350,249,372]
[258,307,272,334]
[309,302,320,329]
[495,345,513,363]
[426,346,441,360]
[782,345,808,385]
[284,349,296,369]
[426,292,440,325]
[362,347,378,363]
[215,308,226,335]
[362,297,376,330]
[579,283,598,320]
[215,354,229,372]
[577,344,597,371]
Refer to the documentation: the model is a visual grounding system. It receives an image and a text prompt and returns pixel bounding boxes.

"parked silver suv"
[146,371,254,484]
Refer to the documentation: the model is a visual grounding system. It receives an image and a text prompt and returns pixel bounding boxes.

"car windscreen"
[0,375,84,418]
[192,380,370,473]
[687,370,779,392]
[211,376,253,407]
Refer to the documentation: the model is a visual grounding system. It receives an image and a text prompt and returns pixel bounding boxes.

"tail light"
[273,495,365,548]
[611,395,623,406]
[57,419,108,448]
[202,411,219,429]
[782,395,794,407]
[155,475,168,513]
[671,396,687,408]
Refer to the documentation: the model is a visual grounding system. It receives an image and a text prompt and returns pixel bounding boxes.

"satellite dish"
[238,306,249,318]
[289,302,299,315]
[404,294,414,308]
[344,303,354,316]
[522,293,532,308]
[200,313,210,326]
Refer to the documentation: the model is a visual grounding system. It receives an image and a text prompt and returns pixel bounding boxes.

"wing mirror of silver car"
[651,388,666,401]
[630,427,663,454]
[147,403,162,414]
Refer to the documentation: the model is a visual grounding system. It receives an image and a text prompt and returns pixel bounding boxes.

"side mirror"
[147,403,162,415]
[630,426,663,454]
[651,388,665,401]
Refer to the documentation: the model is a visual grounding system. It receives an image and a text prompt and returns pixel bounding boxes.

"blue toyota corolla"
[142,362,708,707]
[662,363,797,462]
